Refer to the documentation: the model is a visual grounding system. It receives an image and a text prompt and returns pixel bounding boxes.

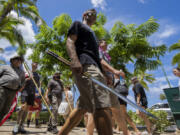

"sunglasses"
[87,12,97,17]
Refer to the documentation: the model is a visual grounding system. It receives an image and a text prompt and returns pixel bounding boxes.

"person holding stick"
[0,56,25,123]
[27,86,44,128]
[13,62,40,134]
[58,9,116,135]
[45,72,64,134]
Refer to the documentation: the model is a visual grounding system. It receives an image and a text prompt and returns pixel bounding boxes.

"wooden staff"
[23,62,54,118]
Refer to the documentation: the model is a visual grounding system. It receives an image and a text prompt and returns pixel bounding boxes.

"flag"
[0,92,18,126]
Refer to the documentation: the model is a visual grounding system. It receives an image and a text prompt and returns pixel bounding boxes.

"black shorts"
[141,98,148,109]
[141,103,148,109]
[118,94,127,106]
[21,94,35,106]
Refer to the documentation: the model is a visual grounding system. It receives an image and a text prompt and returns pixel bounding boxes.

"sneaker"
[12,125,19,134]
[19,126,27,134]
[47,126,53,132]
[51,126,58,134]
[27,120,30,128]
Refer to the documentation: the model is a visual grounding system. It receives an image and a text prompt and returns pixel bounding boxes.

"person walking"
[13,62,40,134]
[45,72,64,134]
[58,9,114,135]
[0,56,25,122]
[131,77,155,135]
[85,39,129,135]
[62,86,74,120]
[114,75,141,135]
[27,86,44,128]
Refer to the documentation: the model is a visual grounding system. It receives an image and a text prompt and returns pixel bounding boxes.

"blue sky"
[1,0,180,111]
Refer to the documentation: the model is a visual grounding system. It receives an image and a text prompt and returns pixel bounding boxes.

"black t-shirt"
[67,21,102,71]
[48,79,63,96]
[133,83,147,105]
[22,72,40,96]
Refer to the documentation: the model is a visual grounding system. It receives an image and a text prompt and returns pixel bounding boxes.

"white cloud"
[149,22,179,46]
[0,49,17,62]
[0,39,11,49]
[150,84,171,94]
[0,11,35,63]
[104,15,140,30]
[158,25,177,39]
[138,0,145,4]
[91,0,107,10]
[10,11,35,43]
[155,75,177,83]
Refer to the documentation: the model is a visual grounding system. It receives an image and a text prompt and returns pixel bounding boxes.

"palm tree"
[109,17,167,88]
[134,70,155,90]
[169,40,180,66]
[0,0,43,25]
[0,48,5,64]
[0,0,45,56]
[0,15,24,46]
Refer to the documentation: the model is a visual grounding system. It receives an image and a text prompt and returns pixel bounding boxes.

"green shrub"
[128,109,171,132]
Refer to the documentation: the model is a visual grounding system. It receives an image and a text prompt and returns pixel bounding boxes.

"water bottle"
[120,76,125,85]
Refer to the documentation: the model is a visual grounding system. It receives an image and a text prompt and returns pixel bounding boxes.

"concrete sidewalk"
[0,121,177,135]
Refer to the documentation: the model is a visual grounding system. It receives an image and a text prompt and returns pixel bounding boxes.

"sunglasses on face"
[87,12,96,17]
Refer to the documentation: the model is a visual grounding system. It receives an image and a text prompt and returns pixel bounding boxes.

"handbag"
[58,101,70,115]
[114,80,128,95]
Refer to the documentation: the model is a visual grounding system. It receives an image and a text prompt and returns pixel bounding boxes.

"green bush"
[128,109,171,132]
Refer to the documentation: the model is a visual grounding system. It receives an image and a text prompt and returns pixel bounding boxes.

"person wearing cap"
[13,62,40,134]
[0,56,25,121]
[131,77,154,135]
[58,9,119,135]
[45,72,64,134]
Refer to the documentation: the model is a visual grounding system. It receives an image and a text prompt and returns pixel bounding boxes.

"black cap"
[10,56,24,63]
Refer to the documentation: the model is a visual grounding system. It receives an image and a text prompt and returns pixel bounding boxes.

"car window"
[159,103,169,108]
[163,103,169,108]
[151,105,159,109]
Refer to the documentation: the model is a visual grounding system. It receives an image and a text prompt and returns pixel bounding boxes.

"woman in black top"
[114,75,141,135]
[131,77,155,135]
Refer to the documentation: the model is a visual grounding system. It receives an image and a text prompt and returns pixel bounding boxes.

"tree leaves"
[169,41,180,66]
[109,17,166,89]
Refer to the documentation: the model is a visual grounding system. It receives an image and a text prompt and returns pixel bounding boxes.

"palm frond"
[172,53,180,65]
[136,17,159,38]
[169,42,180,52]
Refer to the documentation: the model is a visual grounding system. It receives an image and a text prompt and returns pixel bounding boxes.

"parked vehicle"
[150,103,173,120]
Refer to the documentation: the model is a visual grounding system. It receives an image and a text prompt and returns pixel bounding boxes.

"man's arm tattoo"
[66,36,79,62]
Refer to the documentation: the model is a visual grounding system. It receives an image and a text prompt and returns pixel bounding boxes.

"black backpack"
[114,80,129,95]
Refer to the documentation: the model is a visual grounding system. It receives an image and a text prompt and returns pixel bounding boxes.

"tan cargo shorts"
[109,92,120,109]
[74,64,111,113]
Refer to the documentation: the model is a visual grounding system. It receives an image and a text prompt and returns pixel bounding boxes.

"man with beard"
[45,72,64,134]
